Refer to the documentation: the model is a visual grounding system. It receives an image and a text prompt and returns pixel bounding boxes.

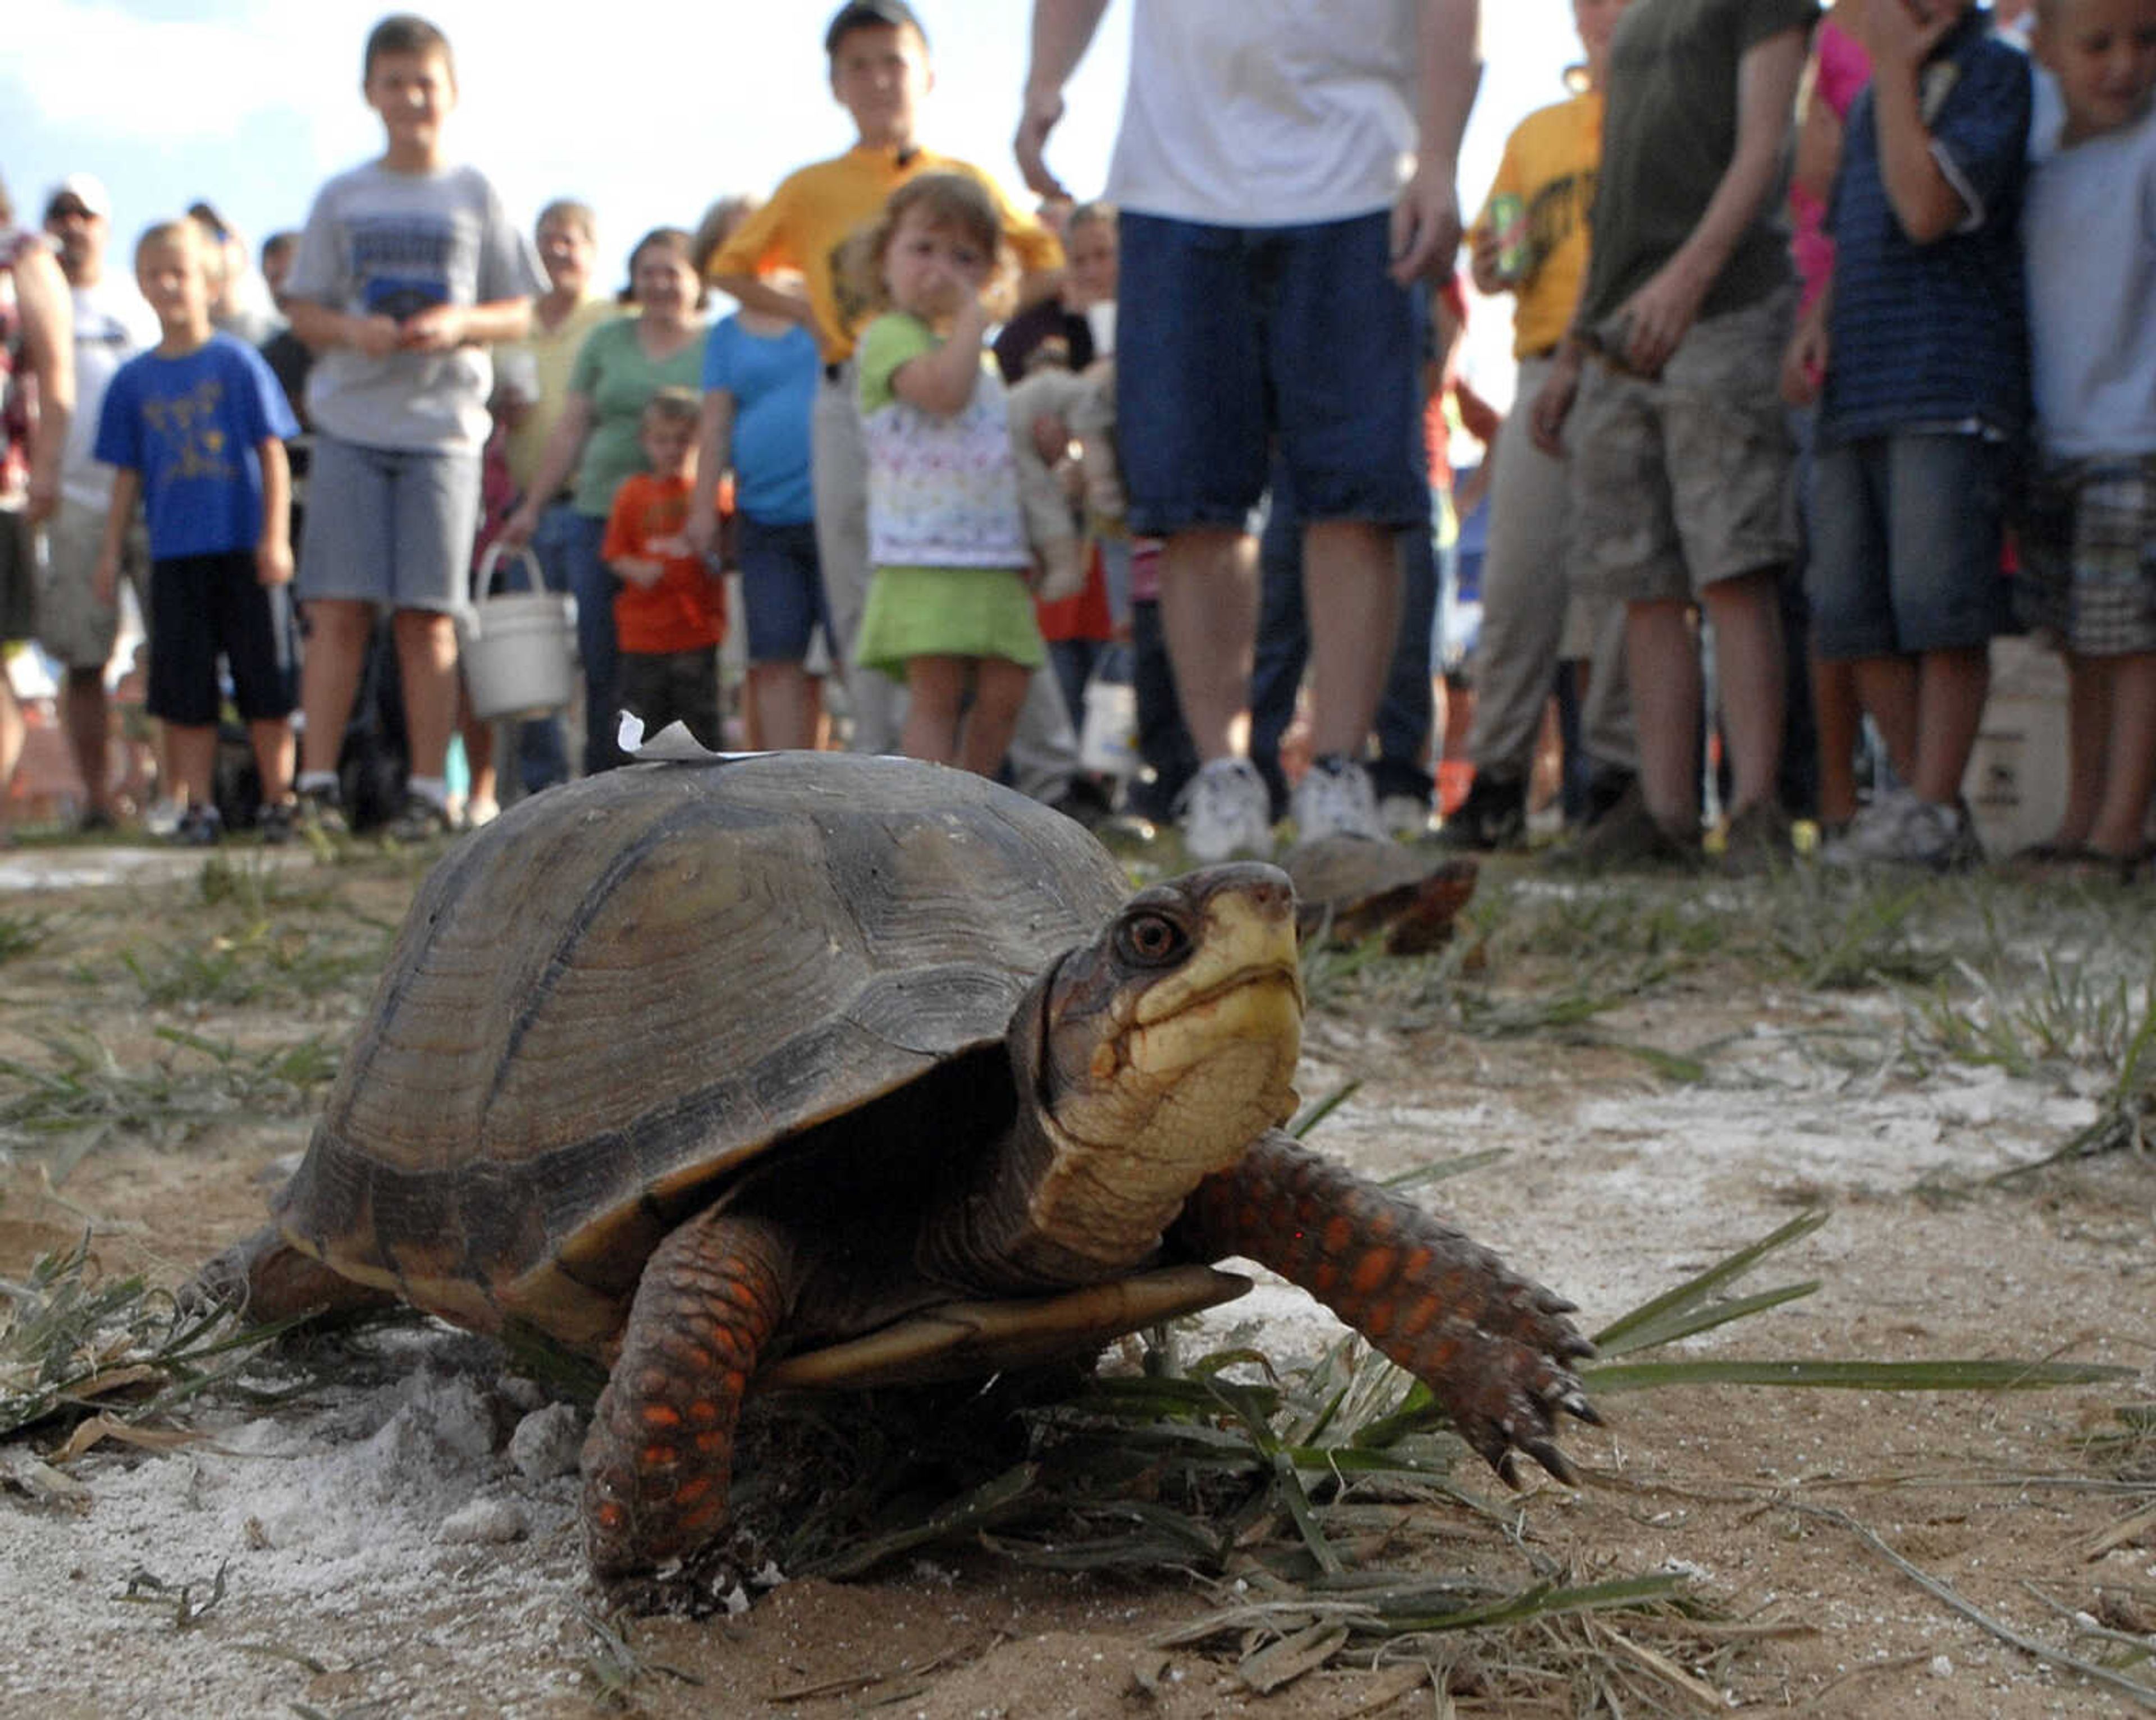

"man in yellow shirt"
[1441,0,1637,851]
[709,0,1071,775]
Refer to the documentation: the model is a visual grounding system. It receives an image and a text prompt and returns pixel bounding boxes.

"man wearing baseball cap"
[42,172,158,831]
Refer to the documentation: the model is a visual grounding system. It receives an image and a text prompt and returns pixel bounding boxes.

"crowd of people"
[1,0,2152,880]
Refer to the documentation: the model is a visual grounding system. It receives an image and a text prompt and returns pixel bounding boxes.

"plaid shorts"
[2017,451,2156,656]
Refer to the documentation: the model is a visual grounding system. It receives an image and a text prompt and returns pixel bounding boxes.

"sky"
[5,0,1583,404]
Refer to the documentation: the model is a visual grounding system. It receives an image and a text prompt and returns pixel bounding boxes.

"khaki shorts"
[1569,289,1798,605]
[35,496,147,670]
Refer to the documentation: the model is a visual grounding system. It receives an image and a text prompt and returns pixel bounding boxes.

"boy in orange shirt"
[602,389,726,750]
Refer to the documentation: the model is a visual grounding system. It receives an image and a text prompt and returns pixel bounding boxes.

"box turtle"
[200,753,1596,1580]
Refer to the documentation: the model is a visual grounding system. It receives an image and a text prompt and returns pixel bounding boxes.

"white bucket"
[459,543,578,721]
[1961,635,2068,859]
[1079,676,1138,778]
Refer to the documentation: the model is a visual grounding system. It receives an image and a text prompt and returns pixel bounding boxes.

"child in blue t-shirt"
[2016,0,2156,877]
[94,219,300,845]
[687,201,828,753]
[1784,0,2033,871]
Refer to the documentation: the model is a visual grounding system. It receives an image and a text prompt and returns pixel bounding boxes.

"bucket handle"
[472,540,547,605]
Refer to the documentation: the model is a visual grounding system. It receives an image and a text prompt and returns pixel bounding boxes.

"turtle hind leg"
[184,1225,395,1324]
[582,1208,797,1582]
[1175,1130,1601,1487]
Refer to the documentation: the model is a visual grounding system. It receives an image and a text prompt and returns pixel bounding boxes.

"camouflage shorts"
[1569,289,1799,604]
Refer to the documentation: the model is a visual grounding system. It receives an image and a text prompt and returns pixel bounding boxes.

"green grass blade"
[1591,1281,1820,1358]
[1380,1147,1509,1192]
[1593,1209,1829,1353]
[1289,1081,1360,1139]
[1378,1571,1691,1633]
[1581,1357,2136,1394]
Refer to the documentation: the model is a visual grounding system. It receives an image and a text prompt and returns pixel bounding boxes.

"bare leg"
[1159,527,1257,762]
[1176,1131,1597,1486]
[2049,654,2108,852]
[248,718,296,806]
[166,722,218,809]
[2089,651,2156,858]
[1625,598,1704,831]
[582,1207,795,1577]
[0,678,22,842]
[391,608,460,780]
[298,598,376,776]
[1849,655,1920,786]
[1702,568,1785,817]
[1302,519,1399,758]
[958,658,1031,779]
[1910,644,1989,808]
[456,698,496,813]
[901,656,966,766]
[748,660,817,752]
[60,665,112,819]
[1811,652,1862,827]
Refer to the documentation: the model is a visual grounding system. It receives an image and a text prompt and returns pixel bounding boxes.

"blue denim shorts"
[1806,432,2011,658]
[736,514,829,664]
[1116,209,1426,537]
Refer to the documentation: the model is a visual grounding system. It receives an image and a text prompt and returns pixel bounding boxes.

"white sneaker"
[1377,792,1436,838]
[1291,754,1384,843]
[1821,788,1982,872]
[1179,758,1275,862]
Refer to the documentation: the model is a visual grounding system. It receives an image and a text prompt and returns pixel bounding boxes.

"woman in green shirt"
[504,227,708,772]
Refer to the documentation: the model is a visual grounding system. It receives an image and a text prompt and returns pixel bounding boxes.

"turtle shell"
[273,753,1132,1347]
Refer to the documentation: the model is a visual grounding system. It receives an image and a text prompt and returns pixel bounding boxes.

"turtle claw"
[1519,1437,1579,1487]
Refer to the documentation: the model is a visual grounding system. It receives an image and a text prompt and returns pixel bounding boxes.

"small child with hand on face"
[93,218,300,846]
[851,173,1045,776]
[2016,0,2156,876]
[601,388,727,752]
[1783,0,2033,873]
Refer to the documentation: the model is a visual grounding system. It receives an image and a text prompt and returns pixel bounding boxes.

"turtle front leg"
[1175,1131,1600,1486]
[582,1208,796,1580]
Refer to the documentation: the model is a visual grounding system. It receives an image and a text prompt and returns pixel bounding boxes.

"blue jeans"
[557,509,626,773]
[1250,459,1438,820]
[1129,598,1200,825]
[1807,432,2011,659]
[737,515,829,663]
[503,500,585,793]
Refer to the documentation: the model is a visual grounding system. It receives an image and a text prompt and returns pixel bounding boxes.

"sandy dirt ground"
[0,840,2151,1719]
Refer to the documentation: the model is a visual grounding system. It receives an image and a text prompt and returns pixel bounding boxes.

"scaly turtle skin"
[199,753,1596,1580]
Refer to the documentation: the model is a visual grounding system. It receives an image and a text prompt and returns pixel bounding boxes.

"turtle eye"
[1116,909,1189,968]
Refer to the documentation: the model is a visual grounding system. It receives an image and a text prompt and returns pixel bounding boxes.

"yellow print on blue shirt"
[140,378,240,484]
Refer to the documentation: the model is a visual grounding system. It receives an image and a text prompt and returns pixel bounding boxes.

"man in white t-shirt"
[39,172,158,831]
[1018,1,1481,859]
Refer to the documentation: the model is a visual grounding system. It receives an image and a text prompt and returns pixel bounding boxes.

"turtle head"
[1001,865,1305,1270]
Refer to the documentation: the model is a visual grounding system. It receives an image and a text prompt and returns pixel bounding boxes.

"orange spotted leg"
[1175,1129,1601,1486]
[581,1208,796,1579]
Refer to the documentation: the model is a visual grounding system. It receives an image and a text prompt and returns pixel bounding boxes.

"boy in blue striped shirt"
[1784,0,2032,870]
